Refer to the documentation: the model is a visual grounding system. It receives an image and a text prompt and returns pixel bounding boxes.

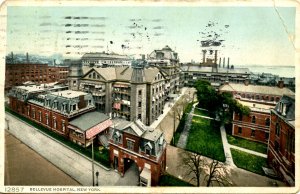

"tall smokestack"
[227,57,230,69]
[214,50,218,65]
[219,57,221,68]
[223,57,225,68]
[202,50,207,64]
[11,52,14,64]
[26,52,29,63]
[53,59,56,66]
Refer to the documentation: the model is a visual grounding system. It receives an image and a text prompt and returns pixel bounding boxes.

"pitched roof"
[93,67,117,80]
[219,83,295,96]
[69,111,110,132]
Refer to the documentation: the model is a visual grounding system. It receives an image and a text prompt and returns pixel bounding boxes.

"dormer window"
[145,142,153,156]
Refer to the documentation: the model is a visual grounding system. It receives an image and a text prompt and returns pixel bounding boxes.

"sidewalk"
[229,144,267,158]
[220,124,236,167]
[5,113,128,186]
[176,103,196,149]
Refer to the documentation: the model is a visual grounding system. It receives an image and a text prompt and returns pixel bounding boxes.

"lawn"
[159,174,193,186]
[193,108,210,117]
[231,148,268,175]
[227,134,267,154]
[5,107,110,168]
[185,116,225,162]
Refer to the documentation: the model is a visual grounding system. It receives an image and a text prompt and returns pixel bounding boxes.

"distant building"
[219,81,294,144]
[268,95,295,186]
[147,45,182,95]
[8,83,112,147]
[5,63,69,91]
[181,64,251,88]
[81,52,132,67]
[109,119,167,186]
[68,60,169,126]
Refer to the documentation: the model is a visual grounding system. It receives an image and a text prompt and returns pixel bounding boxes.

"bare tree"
[204,159,232,187]
[181,152,204,186]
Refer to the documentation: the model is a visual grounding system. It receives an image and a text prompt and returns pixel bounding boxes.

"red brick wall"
[122,133,141,153]
[232,111,270,143]
[268,111,295,184]
[109,142,166,186]
[9,96,69,137]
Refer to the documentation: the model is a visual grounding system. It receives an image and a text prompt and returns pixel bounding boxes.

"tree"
[194,80,221,112]
[181,152,204,186]
[204,159,232,186]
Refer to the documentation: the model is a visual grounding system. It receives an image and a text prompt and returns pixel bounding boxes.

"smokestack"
[11,52,14,64]
[214,50,218,65]
[53,59,56,66]
[141,54,145,60]
[223,57,225,68]
[219,57,221,67]
[227,57,230,69]
[202,50,207,63]
[26,52,29,63]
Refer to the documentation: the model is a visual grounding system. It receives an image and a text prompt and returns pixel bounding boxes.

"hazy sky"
[7,6,295,66]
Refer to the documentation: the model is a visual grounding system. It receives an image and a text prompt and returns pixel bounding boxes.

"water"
[236,65,295,78]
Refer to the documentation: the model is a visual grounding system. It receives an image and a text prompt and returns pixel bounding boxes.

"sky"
[6,6,296,66]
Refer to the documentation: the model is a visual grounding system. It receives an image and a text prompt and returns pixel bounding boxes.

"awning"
[86,119,113,139]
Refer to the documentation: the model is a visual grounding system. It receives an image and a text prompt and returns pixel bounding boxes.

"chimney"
[202,50,207,63]
[219,57,221,67]
[11,52,14,64]
[223,57,225,68]
[214,50,218,65]
[141,54,145,60]
[227,57,230,69]
[244,79,249,86]
[26,52,29,63]
[278,78,284,88]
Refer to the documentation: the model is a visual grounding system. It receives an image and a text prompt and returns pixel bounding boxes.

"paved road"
[5,132,80,186]
[5,113,138,186]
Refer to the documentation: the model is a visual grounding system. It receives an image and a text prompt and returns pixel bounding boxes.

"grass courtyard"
[185,116,225,162]
[231,148,268,175]
[159,174,193,186]
[193,108,210,117]
[227,134,268,154]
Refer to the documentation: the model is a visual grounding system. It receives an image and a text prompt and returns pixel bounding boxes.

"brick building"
[8,83,112,147]
[219,81,294,143]
[109,119,167,186]
[68,60,169,126]
[5,63,69,91]
[267,95,295,186]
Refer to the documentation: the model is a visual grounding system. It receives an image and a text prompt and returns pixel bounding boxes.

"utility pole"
[92,138,95,186]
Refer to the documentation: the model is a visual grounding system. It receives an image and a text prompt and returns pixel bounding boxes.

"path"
[220,124,236,167]
[176,103,196,149]
[5,112,137,186]
[229,144,267,158]
[190,113,214,120]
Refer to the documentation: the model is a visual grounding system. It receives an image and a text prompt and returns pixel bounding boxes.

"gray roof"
[181,65,250,74]
[82,66,163,83]
[219,83,295,96]
[69,111,110,132]
[274,95,295,125]
[82,52,131,60]
[143,128,163,141]
[148,45,178,60]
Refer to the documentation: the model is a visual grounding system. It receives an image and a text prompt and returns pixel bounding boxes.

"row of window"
[29,108,65,132]
[239,114,270,126]
[237,127,269,140]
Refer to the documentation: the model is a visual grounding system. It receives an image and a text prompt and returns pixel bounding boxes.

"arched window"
[251,116,256,123]
[275,97,280,102]
[270,96,274,101]
[265,118,270,126]
[265,96,269,101]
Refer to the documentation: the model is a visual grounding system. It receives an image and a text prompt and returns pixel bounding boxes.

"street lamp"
[95,171,99,186]
[92,137,95,186]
